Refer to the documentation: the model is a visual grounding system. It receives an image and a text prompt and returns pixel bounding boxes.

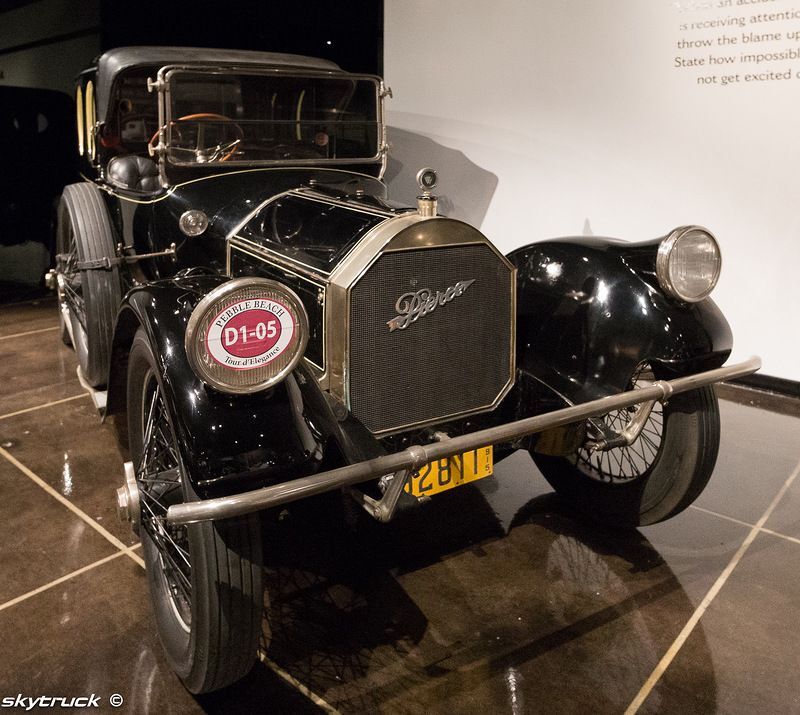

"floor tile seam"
[0,445,130,552]
[625,456,800,713]
[0,550,128,613]
[690,504,800,547]
[759,527,800,547]
[0,393,89,421]
[125,545,146,569]
[0,326,59,341]
[689,504,753,528]
[257,651,341,714]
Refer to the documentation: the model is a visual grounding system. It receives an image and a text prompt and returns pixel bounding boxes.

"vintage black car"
[48,46,759,693]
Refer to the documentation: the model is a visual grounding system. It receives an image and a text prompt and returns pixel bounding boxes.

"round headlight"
[179,209,209,236]
[656,226,721,303]
[185,278,308,394]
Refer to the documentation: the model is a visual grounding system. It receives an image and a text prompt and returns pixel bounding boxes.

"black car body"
[49,46,759,693]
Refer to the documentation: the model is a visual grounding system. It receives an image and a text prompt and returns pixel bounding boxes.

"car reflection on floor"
[257,466,718,713]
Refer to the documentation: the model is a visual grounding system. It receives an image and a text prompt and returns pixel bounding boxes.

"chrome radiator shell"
[327,215,516,434]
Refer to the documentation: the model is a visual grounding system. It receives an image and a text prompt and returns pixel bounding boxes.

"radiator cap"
[416,167,438,217]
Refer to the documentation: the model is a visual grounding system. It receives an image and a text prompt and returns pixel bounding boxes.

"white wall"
[384,0,800,381]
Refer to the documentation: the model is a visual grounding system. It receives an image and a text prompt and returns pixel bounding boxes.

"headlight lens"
[179,209,209,236]
[656,226,721,303]
[185,278,308,394]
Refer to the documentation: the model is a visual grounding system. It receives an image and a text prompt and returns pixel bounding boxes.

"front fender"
[508,236,733,404]
[107,276,325,498]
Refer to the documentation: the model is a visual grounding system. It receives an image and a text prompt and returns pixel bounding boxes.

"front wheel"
[532,366,720,528]
[127,329,264,693]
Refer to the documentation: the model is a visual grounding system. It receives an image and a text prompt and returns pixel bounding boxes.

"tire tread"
[533,385,721,527]
[59,182,120,386]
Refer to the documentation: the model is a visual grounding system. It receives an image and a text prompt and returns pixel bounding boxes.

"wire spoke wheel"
[59,224,86,330]
[136,369,192,630]
[574,364,664,484]
[55,214,83,345]
[531,363,721,527]
[126,328,264,693]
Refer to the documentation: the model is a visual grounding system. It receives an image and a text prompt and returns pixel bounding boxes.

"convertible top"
[90,46,344,123]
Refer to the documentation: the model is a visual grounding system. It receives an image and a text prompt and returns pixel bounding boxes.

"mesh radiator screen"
[348,244,513,434]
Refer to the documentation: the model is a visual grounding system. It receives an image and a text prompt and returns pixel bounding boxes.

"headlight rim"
[185,277,309,394]
[656,225,722,304]
[179,209,209,237]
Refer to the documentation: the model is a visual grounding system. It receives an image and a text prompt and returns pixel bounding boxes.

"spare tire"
[55,182,121,387]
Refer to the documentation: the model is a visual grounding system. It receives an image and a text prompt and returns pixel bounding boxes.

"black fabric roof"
[92,46,343,122]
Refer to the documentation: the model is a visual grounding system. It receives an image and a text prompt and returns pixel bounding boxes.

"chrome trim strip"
[229,243,328,291]
[228,243,327,374]
[225,189,394,279]
[326,213,427,405]
[328,213,428,288]
[290,188,397,218]
[227,235,331,283]
[378,81,390,180]
[96,166,386,204]
[656,225,722,303]
[166,356,762,524]
[225,189,296,247]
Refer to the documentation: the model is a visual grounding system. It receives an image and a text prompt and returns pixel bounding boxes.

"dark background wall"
[100,0,383,75]
[0,0,382,95]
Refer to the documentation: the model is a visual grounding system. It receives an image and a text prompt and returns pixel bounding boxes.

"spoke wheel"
[137,369,193,630]
[55,219,81,345]
[532,365,721,528]
[575,364,664,484]
[127,329,264,693]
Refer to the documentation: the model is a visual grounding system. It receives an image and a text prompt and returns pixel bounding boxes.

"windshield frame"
[152,64,386,178]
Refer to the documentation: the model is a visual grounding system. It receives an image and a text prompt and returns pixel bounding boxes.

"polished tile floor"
[1,295,799,714]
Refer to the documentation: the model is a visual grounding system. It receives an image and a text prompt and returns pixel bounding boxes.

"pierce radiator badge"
[387,279,476,332]
[206,298,296,369]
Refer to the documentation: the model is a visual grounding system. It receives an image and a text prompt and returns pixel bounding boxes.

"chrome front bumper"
[165,356,761,526]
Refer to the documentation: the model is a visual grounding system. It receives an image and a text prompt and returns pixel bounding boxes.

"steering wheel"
[148,113,244,163]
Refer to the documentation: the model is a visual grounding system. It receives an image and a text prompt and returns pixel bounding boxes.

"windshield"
[164,70,380,166]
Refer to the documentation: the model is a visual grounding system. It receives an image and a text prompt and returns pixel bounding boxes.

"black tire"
[55,182,121,387]
[127,329,264,693]
[532,368,720,528]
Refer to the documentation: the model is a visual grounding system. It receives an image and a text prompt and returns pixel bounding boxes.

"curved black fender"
[508,236,733,407]
[106,274,339,499]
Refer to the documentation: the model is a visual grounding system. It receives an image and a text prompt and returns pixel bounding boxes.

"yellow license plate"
[404,446,494,498]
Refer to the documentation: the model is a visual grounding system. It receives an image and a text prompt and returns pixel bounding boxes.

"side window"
[76,85,84,155]
[85,80,96,160]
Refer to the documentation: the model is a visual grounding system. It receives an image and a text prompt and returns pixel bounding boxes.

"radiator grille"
[349,244,513,434]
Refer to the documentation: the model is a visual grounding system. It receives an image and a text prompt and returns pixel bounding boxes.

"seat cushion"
[107,155,160,193]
